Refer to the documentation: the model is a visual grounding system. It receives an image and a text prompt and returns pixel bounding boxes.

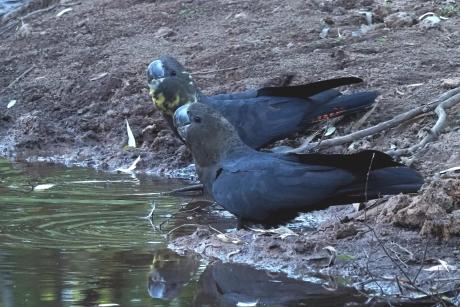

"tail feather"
[338,166,424,201]
[304,91,379,124]
[257,77,363,98]
[289,150,403,175]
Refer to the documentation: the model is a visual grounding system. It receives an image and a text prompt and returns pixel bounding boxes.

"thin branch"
[413,240,429,284]
[363,223,431,297]
[351,98,380,131]
[20,3,60,21]
[387,92,460,157]
[192,66,243,75]
[364,153,375,203]
[162,183,203,196]
[0,3,60,36]
[289,87,460,154]
[166,223,200,236]
[3,66,35,91]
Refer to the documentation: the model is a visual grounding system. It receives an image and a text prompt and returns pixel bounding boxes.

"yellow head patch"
[150,90,182,116]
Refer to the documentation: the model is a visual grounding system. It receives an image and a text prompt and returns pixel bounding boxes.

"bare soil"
[1,0,460,302]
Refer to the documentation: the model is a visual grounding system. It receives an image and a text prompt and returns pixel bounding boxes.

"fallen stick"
[19,3,60,21]
[351,98,380,131]
[387,91,460,157]
[0,3,60,36]
[289,86,460,155]
[192,66,243,75]
[162,183,204,196]
[5,66,34,89]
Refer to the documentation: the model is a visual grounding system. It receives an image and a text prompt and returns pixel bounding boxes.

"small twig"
[351,98,380,131]
[364,224,431,297]
[144,202,156,220]
[364,153,375,203]
[192,66,243,75]
[390,249,410,269]
[308,224,334,235]
[162,184,203,196]
[166,223,200,236]
[3,66,35,91]
[165,223,224,237]
[289,87,460,154]
[396,276,405,296]
[431,278,460,282]
[363,246,386,295]
[157,200,212,229]
[208,225,225,235]
[367,225,411,281]
[388,91,460,157]
[178,204,206,214]
[20,3,60,21]
[413,240,429,284]
[389,242,414,262]
[0,3,60,36]
[296,117,342,152]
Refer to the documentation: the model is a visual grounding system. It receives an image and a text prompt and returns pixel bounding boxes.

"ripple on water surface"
[0,160,185,251]
[0,159,206,306]
[0,159,383,306]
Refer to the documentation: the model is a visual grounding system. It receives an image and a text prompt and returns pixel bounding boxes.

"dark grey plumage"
[174,103,424,227]
[147,56,379,149]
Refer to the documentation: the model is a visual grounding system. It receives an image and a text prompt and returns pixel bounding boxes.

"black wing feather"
[257,77,363,99]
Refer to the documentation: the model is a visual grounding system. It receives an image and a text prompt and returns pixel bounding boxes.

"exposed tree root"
[289,86,460,157]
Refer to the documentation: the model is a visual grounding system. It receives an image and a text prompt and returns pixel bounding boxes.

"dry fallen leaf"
[90,72,108,81]
[406,83,424,88]
[33,184,55,191]
[274,226,298,239]
[424,259,457,272]
[227,249,241,260]
[440,166,460,174]
[116,156,141,173]
[7,100,17,109]
[56,8,73,17]
[236,301,259,307]
[324,126,336,137]
[323,246,337,254]
[250,226,298,239]
[216,233,242,244]
[126,119,136,148]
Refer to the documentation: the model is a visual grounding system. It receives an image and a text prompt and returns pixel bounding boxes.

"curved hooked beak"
[173,104,191,140]
[147,60,165,84]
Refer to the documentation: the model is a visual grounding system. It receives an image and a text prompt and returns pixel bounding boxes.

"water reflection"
[0,158,424,306]
[0,159,200,306]
[194,262,365,307]
[148,249,200,300]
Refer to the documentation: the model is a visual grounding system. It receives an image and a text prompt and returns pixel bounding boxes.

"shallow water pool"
[0,159,373,306]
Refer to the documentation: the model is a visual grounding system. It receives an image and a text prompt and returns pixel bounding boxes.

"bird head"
[146,56,190,81]
[147,56,198,116]
[148,76,198,116]
[173,103,244,166]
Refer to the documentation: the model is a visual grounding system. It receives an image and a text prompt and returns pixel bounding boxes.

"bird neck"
[191,134,251,168]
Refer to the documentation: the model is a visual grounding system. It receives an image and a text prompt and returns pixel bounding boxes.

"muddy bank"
[1,0,459,176]
[1,0,460,302]
[170,177,460,302]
